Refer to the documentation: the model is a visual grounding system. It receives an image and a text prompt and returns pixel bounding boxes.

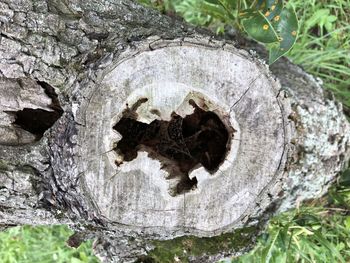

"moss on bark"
[137,227,257,263]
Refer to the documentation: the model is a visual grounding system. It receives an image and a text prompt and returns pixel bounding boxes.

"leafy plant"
[305,9,337,35]
[201,0,299,63]
[238,0,298,64]
[140,0,299,64]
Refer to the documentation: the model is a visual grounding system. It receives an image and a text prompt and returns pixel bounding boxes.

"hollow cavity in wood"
[113,98,235,196]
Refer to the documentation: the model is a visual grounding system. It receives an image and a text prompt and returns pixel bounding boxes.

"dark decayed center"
[9,81,63,141]
[113,98,231,196]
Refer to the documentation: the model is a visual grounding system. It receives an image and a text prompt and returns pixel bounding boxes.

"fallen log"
[0,0,349,262]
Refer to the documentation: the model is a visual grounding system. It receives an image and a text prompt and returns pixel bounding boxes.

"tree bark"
[0,0,349,262]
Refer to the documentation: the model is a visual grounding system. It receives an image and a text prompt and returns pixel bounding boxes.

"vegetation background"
[0,0,349,262]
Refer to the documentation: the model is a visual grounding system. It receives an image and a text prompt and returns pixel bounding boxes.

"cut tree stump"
[0,1,349,262]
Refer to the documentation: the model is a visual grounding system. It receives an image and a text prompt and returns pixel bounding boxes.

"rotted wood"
[0,0,349,262]
[76,38,290,238]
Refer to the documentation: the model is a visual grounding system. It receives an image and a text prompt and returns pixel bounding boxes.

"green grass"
[286,0,350,113]
[0,225,99,263]
[228,169,350,263]
[230,210,350,263]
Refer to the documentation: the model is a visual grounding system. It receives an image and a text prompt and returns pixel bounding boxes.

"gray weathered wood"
[78,38,290,237]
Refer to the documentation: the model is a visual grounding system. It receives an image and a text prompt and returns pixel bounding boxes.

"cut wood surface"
[0,0,349,262]
[78,39,290,236]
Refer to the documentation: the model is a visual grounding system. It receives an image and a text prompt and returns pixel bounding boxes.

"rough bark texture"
[0,1,349,262]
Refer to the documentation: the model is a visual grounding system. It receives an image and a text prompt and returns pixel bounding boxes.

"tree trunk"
[0,0,349,262]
